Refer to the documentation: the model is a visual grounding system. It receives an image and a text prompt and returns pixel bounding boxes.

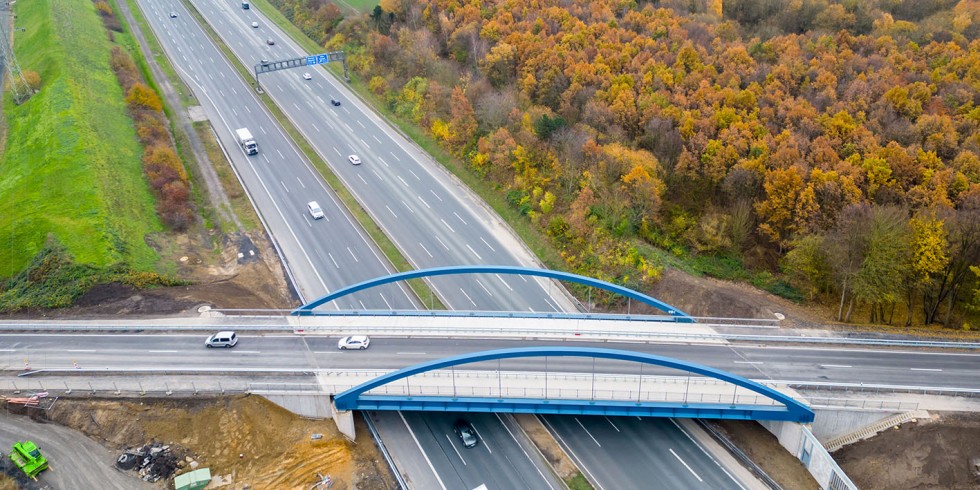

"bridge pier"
[331,399,356,440]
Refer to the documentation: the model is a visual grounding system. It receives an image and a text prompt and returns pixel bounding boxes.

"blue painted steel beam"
[348,396,810,422]
[293,265,693,320]
[333,347,815,423]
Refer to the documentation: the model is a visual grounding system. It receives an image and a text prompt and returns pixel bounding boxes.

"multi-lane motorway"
[99,1,970,488]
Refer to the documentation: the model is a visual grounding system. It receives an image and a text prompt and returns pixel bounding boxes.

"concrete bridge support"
[760,420,856,489]
[331,399,356,440]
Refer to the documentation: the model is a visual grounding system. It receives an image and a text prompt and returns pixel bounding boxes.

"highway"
[543,415,746,489]
[5,334,976,390]
[189,0,577,314]
[135,0,416,309]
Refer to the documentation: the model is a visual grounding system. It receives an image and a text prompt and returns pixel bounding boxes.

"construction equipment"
[10,441,49,480]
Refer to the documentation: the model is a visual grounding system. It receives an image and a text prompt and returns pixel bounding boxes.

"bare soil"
[713,420,819,490]
[40,395,395,489]
[833,412,980,490]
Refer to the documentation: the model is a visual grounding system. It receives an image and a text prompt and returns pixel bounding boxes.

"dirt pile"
[44,395,394,489]
[833,412,980,490]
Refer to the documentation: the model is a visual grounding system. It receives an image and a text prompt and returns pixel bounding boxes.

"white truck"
[235,128,258,155]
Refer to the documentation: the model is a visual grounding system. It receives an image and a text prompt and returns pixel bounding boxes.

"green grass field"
[0,0,162,280]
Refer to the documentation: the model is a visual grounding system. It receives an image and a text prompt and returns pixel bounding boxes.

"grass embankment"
[0,0,165,308]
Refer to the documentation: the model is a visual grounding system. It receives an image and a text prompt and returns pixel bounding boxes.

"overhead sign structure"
[252,51,349,91]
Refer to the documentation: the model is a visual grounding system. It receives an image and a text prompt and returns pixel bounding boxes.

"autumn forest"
[270,0,980,327]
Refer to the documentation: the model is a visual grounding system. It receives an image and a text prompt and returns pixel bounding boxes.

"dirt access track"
[1,395,395,489]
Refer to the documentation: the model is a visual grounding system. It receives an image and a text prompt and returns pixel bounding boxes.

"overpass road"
[5,334,977,390]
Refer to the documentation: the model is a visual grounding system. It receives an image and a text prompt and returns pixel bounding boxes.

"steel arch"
[333,347,814,422]
[294,265,692,320]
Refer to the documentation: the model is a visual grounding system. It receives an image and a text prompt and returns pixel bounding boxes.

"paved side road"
[0,411,152,489]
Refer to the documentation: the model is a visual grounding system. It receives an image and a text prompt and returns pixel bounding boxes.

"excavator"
[9,440,49,480]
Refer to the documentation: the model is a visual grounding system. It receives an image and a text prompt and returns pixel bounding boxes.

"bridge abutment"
[331,399,356,440]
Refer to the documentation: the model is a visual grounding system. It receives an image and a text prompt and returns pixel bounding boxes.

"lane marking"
[440,218,456,233]
[733,361,763,365]
[480,237,496,252]
[347,247,359,262]
[435,236,449,250]
[430,189,442,201]
[669,419,745,489]
[385,205,398,218]
[409,169,421,180]
[670,448,703,483]
[820,364,853,368]
[297,177,305,189]
[148,350,179,353]
[910,368,943,372]
[604,416,620,432]
[397,176,409,187]
[459,288,477,307]
[495,414,556,489]
[453,211,467,225]
[470,424,491,454]
[397,412,447,490]
[465,243,482,260]
[418,196,431,209]
[67,350,96,353]
[574,417,601,447]
[390,151,401,161]
[540,416,603,490]
[446,434,466,465]
[420,242,433,258]
[396,352,428,355]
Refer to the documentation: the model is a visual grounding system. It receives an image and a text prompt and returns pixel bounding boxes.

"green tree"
[904,215,948,326]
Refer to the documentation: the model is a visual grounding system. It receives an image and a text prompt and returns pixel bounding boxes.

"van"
[205,331,238,348]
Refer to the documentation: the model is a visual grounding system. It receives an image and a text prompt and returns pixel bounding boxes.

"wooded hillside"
[277,0,980,327]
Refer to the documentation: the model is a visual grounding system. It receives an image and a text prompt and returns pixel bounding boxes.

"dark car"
[453,419,478,448]
[330,97,341,106]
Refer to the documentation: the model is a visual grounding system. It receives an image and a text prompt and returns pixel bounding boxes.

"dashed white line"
[332,147,341,156]
[316,95,324,104]
[149,350,179,353]
[604,416,621,432]
[397,176,409,186]
[360,138,368,147]
[409,169,421,180]
[276,149,285,160]
[476,280,492,296]
[466,244,482,260]
[312,123,320,132]
[670,448,703,482]
[280,180,289,192]
[420,242,433,258]
[733,361,763,365]
[435,235,449,250]
[390,152,401,161]
[430,189,443,201]
[480,237,496,252]
[440,218,456,233]
[385,205,397,218]
[343,122,352,132]
[446,434,466,465]
[357,120,365,128]
[401,200,414,214]
[373,135,382,143]
[820,364,853,368]
[453,211,468,225]
[259,126,267,135]
[296,177,306,189]
[346,247,359,262]
[495,274,513,291]
[910,368,943,372]
[358,174,368,185]
[418,196,431,209]
[379,157,390,168]
[67,350,96,353]
[327,253,339,268]
[262,154,270,164]
[459,288,477,307]
[575,417,601,447]
[231,86,237,95]
[371,169,383,180]
[244,106,251,113]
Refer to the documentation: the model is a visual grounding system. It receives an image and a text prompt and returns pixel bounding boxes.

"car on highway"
[303,73,312,80]
[348,154,361,165]
[453,419,478,448]
[169,12,177,18]
[266,38,275,45]
[251,21,259,28]
[330,97,341,106]
[204,331,238,348]
[337,335,370,350]
[307,201,324,220]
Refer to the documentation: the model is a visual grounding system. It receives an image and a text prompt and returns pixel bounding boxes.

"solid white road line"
[575,417,601,447]
[398,412,447,490]
[495,414,556,489]
[445,434,466,465]
[670,448,703,483]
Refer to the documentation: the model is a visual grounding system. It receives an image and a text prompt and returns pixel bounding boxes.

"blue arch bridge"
[330,347,814,424]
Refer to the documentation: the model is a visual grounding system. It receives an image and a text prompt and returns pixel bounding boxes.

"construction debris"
[2,392,58,410]
[115,442,185,483]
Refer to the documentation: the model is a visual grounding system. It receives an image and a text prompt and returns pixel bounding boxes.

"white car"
[338,335,370,350]
[204,331,238,348]
[303,73,312,80]
[307,201,324,220]
[251,21,259,28]
[348,154,361,165]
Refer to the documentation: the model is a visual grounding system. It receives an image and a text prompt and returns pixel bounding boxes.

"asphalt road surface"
[135,0,415,309]
[543,414,748,489]
[4,335,975,389]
